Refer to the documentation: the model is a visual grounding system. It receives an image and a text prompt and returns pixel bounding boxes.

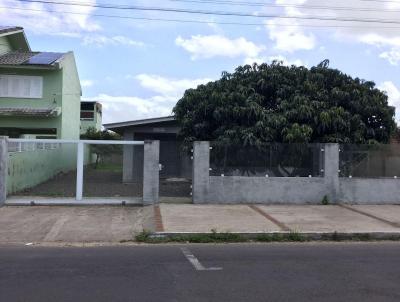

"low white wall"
[206,176,327,204]
[339,178,400,204]
[193,141,400,204]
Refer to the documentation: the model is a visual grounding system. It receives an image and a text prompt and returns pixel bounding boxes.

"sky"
[0,0,399,124]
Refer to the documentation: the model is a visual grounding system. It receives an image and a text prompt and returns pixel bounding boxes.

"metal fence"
[339,144,400,178]
[209,142,324,177]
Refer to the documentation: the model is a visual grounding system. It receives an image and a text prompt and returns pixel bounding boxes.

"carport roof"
[104,116,176,130]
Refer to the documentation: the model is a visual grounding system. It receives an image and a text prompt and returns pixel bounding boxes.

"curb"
[149,231,400,242]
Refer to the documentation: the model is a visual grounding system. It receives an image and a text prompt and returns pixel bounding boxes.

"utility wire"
[12,0,400,25]
[358,0,400,3]
[168,0,400,13]
[4,5,400,30]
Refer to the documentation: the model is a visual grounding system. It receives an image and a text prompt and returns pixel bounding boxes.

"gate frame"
[2,138,160,204]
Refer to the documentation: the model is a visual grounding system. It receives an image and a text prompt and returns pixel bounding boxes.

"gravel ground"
[12,167,191,198]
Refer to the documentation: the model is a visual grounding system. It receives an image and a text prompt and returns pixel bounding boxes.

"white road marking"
[180,247,222,271]
[43,215,69,242]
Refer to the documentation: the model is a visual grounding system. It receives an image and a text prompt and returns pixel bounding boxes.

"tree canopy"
[173,60,396,148]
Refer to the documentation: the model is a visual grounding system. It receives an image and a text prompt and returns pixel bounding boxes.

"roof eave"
[0,29,31,52]
[104,116,176,130]
[0,28,23,38]
[0,64,59,70]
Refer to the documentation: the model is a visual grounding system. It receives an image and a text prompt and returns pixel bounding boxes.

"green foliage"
[321,195,329,205]
[81,127,122,169]
[173,60,396,148]
[256,232,307,242]
[135,230,307,243]
[81,127,121,141]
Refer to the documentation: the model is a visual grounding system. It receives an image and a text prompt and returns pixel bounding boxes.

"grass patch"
[256,231,307,242]
[135,230,308,243]
[92,163,123,172]
[325,232,372,242]
[136,230,244,243]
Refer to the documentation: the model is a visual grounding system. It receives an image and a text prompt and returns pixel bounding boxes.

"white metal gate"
[7,139,145,202]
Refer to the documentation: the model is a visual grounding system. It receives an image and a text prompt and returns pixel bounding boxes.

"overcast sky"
[1,0,399,124]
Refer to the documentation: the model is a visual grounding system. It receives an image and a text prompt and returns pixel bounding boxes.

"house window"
[80,111,94,120]
[0,75,43,98]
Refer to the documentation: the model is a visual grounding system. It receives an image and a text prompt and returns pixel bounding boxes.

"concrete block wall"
[143,140,160,205]
[0,137,7,205]
[193,142,400,204]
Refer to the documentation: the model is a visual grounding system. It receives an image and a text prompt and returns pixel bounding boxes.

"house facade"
[0,26,81,139]
[80,101,102,135]
[104,116,192,182]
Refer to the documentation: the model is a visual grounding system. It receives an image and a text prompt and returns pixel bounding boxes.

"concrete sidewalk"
[0,206,154,244]
[1,204,400,244]
[156,204,400,235]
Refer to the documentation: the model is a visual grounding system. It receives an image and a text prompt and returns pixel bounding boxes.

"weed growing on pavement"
[321,195,329,205]
[256,232,307,242]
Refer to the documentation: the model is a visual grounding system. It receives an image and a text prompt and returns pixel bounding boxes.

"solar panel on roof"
[24,52,64,65]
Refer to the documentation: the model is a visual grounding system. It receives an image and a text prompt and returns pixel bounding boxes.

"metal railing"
[8,141,60,153]
[7,138,145,200]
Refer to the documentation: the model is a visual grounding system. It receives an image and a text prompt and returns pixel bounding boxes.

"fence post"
[324,143,339,203]
[123,131,134,183]
[76,141,84,201]
[192,141,210,203]
[0,136,8,205]
[143,140,160,205]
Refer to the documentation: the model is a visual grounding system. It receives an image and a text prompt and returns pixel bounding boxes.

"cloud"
[83,94,175,124]
[244,55,306,66]
[263,0,400,60]
[81,80,94,87]
[0,0,99,36]
[262,0,315,52]
[265,19,316,52]
[135,74,212,97]
[379,48,400,66]
[268,55,306,66]
[175,35,265,60]
[379,81,400,122]
[87,74,213,124]
[82,35,145,47]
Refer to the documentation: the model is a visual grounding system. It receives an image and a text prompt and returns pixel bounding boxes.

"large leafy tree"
[173,60,396,148]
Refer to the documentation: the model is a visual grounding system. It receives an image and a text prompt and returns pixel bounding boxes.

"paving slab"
[159,204,281,233]
[0,206,62,243]
[258,205,400,233]
[347,205,400,225]
[0,206,148,243]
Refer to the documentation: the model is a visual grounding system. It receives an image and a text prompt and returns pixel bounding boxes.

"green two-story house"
[0,26,81,139]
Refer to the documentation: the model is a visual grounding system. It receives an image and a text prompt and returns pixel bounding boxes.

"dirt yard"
[12,167,191,198]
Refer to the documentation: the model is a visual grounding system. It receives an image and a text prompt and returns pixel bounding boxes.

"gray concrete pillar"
[123,130,134,183]
[192,141,210,203]
[0,137,8,205]
[324,143,339,202]
[143,140,160,205]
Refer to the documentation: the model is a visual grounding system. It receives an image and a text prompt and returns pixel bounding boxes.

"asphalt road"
[1,243,400,302]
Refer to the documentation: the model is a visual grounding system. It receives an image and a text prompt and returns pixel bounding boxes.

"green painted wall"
[7,143,93,195]
[0,36,12,55]
[59,52,82,139]
[0,53,81,139]
[0,67,63,137]
[7,144,76,194]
